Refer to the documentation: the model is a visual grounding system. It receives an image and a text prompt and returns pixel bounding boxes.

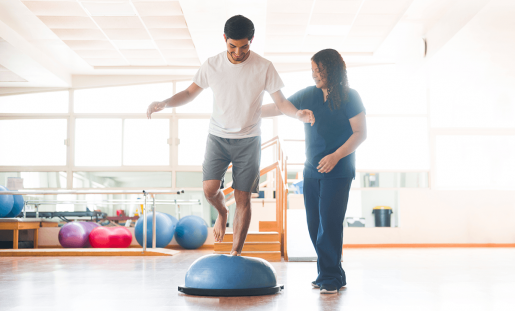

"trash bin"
[372,206,393,227]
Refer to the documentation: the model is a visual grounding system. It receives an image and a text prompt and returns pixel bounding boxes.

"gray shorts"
[203,134,261,193]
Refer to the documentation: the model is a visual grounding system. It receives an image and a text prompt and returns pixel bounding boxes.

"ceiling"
[0,0,489,90]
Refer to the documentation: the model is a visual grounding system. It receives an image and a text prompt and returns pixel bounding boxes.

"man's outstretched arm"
[261,103,282,118]
[269,90,315,125]
[147,82,203,119]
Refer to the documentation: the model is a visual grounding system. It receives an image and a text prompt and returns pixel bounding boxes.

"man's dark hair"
[224,15,255,41]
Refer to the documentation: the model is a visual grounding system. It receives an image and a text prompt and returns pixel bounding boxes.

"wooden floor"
[0,248,179,257]
[1,248,514,310]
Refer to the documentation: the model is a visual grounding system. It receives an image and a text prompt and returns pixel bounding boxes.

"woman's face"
[311,60,327,89]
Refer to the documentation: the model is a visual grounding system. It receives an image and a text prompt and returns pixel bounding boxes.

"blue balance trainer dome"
[178,254,284,296]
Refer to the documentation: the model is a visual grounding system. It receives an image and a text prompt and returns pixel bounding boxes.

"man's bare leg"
[230,189,252,256]
[203,180,228,242]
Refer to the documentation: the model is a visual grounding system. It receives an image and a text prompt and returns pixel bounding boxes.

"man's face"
[224,35,253,62]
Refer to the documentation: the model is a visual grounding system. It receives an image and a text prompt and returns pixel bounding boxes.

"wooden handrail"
[223,162,278,195]
[220,135,289,260]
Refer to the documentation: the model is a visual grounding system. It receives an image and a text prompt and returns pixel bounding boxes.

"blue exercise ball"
[175,215,208,249]
[164,213,178,230]
[135,212,174,248]
[185,254,278,290]
[5,194,24,218]
[0,186,14,218]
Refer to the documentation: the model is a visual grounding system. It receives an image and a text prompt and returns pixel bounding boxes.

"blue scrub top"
[288,86,365,179]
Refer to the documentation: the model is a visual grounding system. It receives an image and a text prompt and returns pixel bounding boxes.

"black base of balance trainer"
[178,285,284,297]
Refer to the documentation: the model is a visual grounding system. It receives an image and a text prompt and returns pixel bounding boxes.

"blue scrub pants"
[304,177,353,288]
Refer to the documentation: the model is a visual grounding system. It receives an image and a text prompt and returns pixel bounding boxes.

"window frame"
[0,82,278,192]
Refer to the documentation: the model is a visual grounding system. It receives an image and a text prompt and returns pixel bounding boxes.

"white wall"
[344,189,515,244]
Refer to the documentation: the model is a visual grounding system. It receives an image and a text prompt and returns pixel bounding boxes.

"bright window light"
[0,91,68,113]
[435,135,515,189]
[281,71,315,98]
[348,65,427,115]
[357,117,429,170]
[276,71,313,140]
[73,172,172,188]
[123,119,169,165]
[283,141,306,164]
[261,118,274,142]
[75,83,173,113]
[0,172,66,188]
[261,118,276,168]
[75,119,122,166]
[430,85,515,128]
[178,119,210,165]
[176,81,213,113]
[0,119,67,166]
[261,147,275,168]
[279,117,305,140]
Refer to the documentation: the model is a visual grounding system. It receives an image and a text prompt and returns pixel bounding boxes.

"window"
[281,71,314,98]
[279,117,305,140]
[75,119,122,166]
[261,118,274,142]
[0,91,68,113]
[0,119,67,166]
[283,141,305,164]
[0,172,66,188]
[74,83,173,113]
[73,172,172,188]
[175,81,213,113]
[348,65,427,115]
[176,172,203,188]
[178,119,210,165]
[357,117,429,170]
[435,135,515,189]
[123,119,169,165]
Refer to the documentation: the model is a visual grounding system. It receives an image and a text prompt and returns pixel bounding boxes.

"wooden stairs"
[214,223,281,261]
[215,136,289,262]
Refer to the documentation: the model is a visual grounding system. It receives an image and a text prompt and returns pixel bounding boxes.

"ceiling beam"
[0,19,71,87]
[425,0,492,59]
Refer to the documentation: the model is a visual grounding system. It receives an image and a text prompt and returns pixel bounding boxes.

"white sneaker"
[320,285,339,294]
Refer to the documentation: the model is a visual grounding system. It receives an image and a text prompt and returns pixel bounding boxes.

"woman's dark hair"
[224,15,255,41]
[311,49,349,110]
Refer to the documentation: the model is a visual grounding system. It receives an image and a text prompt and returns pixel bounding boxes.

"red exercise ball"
[89,226,132,248]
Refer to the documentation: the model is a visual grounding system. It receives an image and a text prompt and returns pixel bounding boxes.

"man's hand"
[296,109,315,126]
[317,153,341,173]
[147,101,166,119]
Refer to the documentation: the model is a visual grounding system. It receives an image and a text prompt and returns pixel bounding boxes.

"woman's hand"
[147,101,166,119]
[317,153,341,173]
[296,109,315,126]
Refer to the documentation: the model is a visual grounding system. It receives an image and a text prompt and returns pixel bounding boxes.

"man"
[147,15,314,256]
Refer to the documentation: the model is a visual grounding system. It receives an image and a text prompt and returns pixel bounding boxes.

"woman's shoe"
[320,284,339,294]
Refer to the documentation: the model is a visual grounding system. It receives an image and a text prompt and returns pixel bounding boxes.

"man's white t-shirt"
[193,51,284,139]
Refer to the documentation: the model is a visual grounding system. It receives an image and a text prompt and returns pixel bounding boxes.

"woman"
[261,49,367,294]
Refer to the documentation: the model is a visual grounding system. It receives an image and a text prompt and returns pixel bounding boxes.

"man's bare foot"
[213,210,228,242]
[230,251,241,256]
